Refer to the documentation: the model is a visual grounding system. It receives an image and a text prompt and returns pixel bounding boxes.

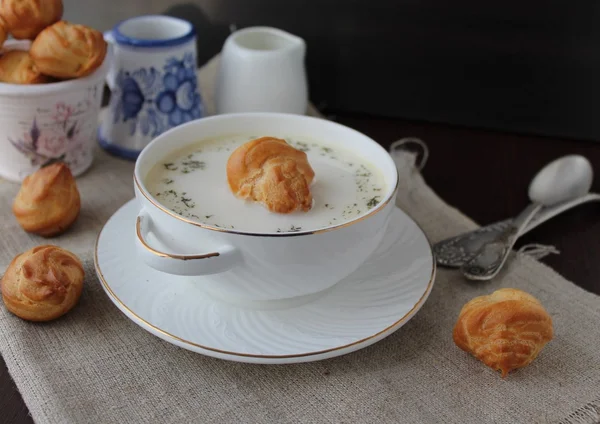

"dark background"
[163,1,600,141]
[64,0,600,142]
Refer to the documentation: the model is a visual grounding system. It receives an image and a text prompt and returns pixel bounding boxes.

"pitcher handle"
[135,210,240,276]
[103,30,116,90]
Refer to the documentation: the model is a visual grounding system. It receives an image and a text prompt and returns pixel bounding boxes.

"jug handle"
[103,30,116,90]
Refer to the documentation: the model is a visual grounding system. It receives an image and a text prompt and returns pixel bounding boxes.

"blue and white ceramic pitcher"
[99,15,204,160]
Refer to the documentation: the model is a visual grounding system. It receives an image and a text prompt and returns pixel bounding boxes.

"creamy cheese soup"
[145,135,387,233]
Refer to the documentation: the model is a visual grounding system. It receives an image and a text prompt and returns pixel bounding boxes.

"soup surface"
[145,135,387,233]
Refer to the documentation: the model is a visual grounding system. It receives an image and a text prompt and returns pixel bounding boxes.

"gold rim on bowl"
[133,171,400,238]
[132,112,401,237]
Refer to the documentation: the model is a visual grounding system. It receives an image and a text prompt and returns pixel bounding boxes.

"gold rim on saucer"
[94,202,436,360]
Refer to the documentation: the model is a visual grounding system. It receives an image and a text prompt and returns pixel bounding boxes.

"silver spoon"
[461,154,594,281]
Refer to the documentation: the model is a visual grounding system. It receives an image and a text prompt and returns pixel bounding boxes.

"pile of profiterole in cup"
[0,0,107,84]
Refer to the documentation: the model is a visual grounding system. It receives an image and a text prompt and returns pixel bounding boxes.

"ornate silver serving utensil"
[461,155,594,281]
[434,192,600,268]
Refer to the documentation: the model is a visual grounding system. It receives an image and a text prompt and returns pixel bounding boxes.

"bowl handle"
[135,210,240,276]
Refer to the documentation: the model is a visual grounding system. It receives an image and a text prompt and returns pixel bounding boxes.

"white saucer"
[95,199,436,364]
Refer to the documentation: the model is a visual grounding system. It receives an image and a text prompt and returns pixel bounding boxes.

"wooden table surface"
[2,113,600,423]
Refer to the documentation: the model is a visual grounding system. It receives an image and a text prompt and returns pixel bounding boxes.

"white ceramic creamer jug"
[215,26,308,115]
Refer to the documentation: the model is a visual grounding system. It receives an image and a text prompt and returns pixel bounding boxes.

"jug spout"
[230,26,305,56]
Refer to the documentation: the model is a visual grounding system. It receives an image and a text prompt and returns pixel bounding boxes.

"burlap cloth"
[0,56,599,424]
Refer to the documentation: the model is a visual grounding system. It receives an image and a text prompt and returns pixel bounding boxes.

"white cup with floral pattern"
[0,40,112,183]
[99,15,204,160]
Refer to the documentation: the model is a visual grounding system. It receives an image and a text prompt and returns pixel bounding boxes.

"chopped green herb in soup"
[145,135,387,233]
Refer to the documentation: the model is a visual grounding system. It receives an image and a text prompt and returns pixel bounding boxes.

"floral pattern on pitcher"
[8,87,98,170]
[111,52,203,138]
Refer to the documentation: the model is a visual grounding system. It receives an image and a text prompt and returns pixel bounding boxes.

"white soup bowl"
[133,113,399,302]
